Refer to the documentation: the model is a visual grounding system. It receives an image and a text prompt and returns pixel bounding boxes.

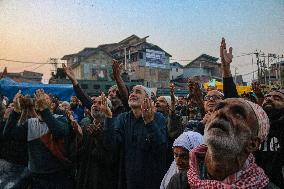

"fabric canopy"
[0,77,75,102]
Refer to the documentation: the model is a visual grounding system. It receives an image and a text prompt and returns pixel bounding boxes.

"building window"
[139,52,143,59]
[81,84,88,89]
[93,84,101,90]
[176,68,178,72]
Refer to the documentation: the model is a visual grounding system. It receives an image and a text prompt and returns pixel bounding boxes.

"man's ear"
[246,136,261,153]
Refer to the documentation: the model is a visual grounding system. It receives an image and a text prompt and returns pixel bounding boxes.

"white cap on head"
[62,101,70,106]
[173,131,204,151]
[98,95,113,109]
[135,85,152,97]
[160,96,171,106]
[243,99,270,142]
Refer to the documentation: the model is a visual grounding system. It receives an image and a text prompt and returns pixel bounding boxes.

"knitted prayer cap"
[243,99,270,142]
[173,131,204,151]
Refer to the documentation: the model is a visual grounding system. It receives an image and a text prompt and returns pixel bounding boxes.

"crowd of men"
[0,38,283,189]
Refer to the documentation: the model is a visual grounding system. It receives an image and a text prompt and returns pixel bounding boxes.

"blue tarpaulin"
[0,77,75,102]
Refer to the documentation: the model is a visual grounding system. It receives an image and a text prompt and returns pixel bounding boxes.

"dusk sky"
[1,0,283,83]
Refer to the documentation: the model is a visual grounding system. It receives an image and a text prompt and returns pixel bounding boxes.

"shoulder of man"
[53,114,67,122]
[167,171,189,189]
[154,112,166,120]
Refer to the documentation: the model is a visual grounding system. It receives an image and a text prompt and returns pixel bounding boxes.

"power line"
[0,58,57,64]
[170,53,254,62]
[32,64,46,71]
[170,58,193,62]
[242,70,258,76]
[234,53,254,58]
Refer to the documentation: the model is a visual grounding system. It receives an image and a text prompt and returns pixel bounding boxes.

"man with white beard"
[75,93,118,189]
[167,98,278,189]
[104,85,167,189]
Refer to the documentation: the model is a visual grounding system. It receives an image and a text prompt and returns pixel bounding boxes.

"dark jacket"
[3,109,72,174]
[223,76,239,98]
[104,111,168,189]
[255,109,284,188]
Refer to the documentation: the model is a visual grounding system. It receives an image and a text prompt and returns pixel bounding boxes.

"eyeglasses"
[204,95,223,101]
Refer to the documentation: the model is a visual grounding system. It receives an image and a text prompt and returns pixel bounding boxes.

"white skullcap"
[62,101,70,106]
[135,85,152,97]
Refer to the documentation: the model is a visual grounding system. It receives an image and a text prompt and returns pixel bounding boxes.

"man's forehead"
[157,96,166,102]
[207,90,222,96]
[108,88,116,92]
[220,98,243,107]
[133,86,144,92]
[94,96,102,101]
[268,91,284,98]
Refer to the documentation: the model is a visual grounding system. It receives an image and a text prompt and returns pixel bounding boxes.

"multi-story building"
[62,48,113,81]
[268,60,284,85]
[183,54,221,82]
[170,62,183,80]
[5,70,43,83]
[61,35,172,88]
[99,35,172,88]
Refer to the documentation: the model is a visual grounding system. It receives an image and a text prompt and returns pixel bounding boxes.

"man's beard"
[155,105,167,114]
[204,119,249,155]
[110,96,123,110]
[91,109,106,121]
[263,105,283,120]
[128,98,142,108]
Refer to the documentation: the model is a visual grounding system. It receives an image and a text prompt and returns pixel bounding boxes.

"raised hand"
[201,111,213,125]
[3,104,14,119]
[141,98,155,124]
[34,89,49,111]
[86,122,103,135]
[187,78,205,116]
[187,78,201,96]
[188,78,195,92]
[65,110,83,137]
[112,59,123,79]
[220,37,233,65]
[13,91,23,113]
[62,63,78,85]
[100,92,112,118]
[251,81,264,105]
[169,83,176,114]
[170,83,175,97]
[251,81,262,95]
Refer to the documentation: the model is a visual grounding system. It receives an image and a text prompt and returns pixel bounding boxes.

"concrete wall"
[170,66,183,80]
[74,51,113,80]
[183,67,211,78]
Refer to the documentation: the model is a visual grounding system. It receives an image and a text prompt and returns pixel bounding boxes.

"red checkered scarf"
[187,144,269,189]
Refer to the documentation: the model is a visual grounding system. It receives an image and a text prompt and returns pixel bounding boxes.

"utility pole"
[267,54,270,85]
[279,56,282,88]
[263,58,267,85]
[49,58,58,73]
[234,67,238,84]
[254,51,261,83]
[252,55,255,80]
[124,47,127,71]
